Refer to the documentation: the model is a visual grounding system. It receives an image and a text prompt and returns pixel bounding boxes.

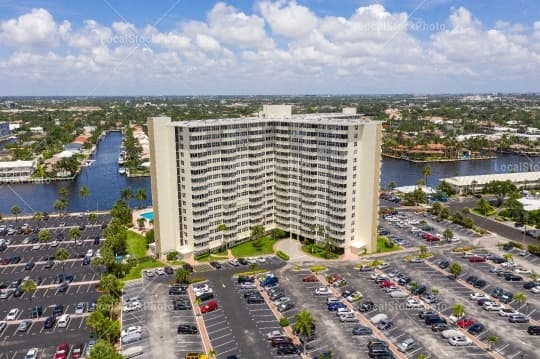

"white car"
[377,263,390,270]
[267,329,284,340]
[121,325,142,338]
[448,336,472,346]
[389,290,408,299]
[531,286,540,294]
[407,219,420,225]
[273,297,291,306]
[57,314,70,328]
[25,348,39,359]
[441,329,461,339]
[469,292,488,301]
[154,268,165,276]
[257,257,266,263]
[315,287,331,295]
[144,270,155,277]
[449,236,460,242]
[410,227,422,233]
[483,302,504,311]
[406,298,424,309]
[86,249,94,257]
[498,308,519,317]
[229,259,240,266]
[194,284,212,295]
[514,268,532,275]
[6,308,19,320]
[75,302,86,314]
[247,257,257,264]
[123,301,142,312]
[31,243,41,250]
[50,240,59,247]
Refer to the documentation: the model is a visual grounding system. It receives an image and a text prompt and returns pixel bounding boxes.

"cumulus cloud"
[0,2,539,94]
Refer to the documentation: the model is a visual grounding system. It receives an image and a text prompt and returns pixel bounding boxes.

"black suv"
[247,295,264,304]
[197,292,214,302]
[276,343,299,355]
[473,279,486,288]
[177,324,198,334]
[238,257,248,265]
[359,301,375,312]
[169,285,187,295]
[528,326,540,335]
[43,316,55,329]
[466,275,478,284]
[53,304,64,316]
[237,275,254,284]
[31,306,43,318]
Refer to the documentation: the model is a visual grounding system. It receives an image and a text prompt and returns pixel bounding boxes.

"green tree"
[20,279,37,301]
[88,212,98,224]
[98,274,124,298]
[38,229,52,243]
[87,339,123,359]
[136,217,146,229]
[388,181,397,191]
[79,186,90,210]
[440,207,450,219]
[135,188,147,209]
[293,309,316,337]
[69,227,81,241]
[514,292,527,306]
[56,248,70,277]
[422,165,431,188]
[110,200,132,225]
[418,245,427,257]
[438,180,456,196]
[120,188,134,208]
[486,336,498,351]
[54,199,67,215]
[449,262,462,278]
[430,202,442,215]
[442,228,454,241]
[451,303,466,319]
[475,198,494,216]
[97,294,116,319]
[175,268,191,284]
[32,211,43,222]
[482,180,518,207]
[250,225,265,241]
[503,253,514,263]
[58,186,70,199]
[10,205,21,221]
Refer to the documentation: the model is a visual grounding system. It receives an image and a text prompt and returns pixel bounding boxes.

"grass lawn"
[376,237,402,254]
[195,253,229,262]
[123,259,164,281]
[231,237,276,257]
[301,243,339,259]
[127,231,147,259]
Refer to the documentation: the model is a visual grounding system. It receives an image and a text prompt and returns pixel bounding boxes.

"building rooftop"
[442,171,540,186]
[0,160,34,169]
[164,113,378,128]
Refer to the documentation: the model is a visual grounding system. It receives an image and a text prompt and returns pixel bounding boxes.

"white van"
[58,314,70,328]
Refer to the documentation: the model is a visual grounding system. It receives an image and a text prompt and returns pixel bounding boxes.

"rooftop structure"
[0,160,35,183]
[441,171,540,194]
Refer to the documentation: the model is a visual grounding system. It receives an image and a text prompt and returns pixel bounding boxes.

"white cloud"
[258,0,318,38]
[0,8,68,48]
[0,3,539,94]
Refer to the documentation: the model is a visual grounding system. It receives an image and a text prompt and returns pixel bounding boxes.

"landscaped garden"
[231,236,276,257]
[375,236,402,254]
[301,242,340,259]
[126,230,148,258]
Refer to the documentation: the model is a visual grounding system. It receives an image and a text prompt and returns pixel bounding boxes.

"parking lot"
[0,213,109,358]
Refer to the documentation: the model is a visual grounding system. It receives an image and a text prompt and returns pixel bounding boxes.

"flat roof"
[0,160,34,169]
[442,171,540,186]
[518,197,540,211]
[154,113,379,127]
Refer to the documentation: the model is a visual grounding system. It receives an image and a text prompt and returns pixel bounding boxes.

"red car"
[200,300,218,314]
[0,258,10,265]
[469,256,485,263]
[54,343,70,359]
[457,318,475,328]
[302,275,318,282]
[327,274,341,284]
[379,280,395,288]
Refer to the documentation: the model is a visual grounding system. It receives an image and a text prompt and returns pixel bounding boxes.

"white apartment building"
[148,106,382,259]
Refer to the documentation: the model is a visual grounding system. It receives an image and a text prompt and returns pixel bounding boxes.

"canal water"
[0,131,538,214]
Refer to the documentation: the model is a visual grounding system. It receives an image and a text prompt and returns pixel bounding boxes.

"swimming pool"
[140,211,154,221]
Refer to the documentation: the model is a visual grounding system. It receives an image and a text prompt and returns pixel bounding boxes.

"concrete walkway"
[273,238,308,261]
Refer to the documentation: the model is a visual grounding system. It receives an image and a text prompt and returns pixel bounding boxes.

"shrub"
[279,317,289,327]
[189,277,207,284]
[310,265,327,273]
[509,241,524,249]
[194,252,209,261]
[166,251,178,261]
[276,251,290,261]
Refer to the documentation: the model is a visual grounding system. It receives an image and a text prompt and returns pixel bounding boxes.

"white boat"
[118,157,125,165]
[118,167,126,175]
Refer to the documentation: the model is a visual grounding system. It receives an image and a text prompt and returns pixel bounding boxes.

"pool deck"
[131,207,154,237]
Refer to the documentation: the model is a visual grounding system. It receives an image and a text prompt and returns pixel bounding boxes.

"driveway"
[274,238,307,262]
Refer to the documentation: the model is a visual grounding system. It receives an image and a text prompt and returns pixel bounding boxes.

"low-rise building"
[441,171,540,194]
[0,160,35,183]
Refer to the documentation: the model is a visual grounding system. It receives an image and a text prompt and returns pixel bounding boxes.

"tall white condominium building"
[148,105,382,259]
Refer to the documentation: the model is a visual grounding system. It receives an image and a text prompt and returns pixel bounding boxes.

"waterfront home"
[0,160,35,183]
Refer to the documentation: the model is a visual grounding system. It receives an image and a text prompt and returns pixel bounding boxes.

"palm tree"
[293,309,316,337]
[217,223,228,250]
[503,253,514,263]
[88,213,98,224]
[388,181,397,191]
[486,335,497,351]
[79,186,90,211]
[449,263,462,278]
[58,186,70,199]
[69,227,81,242]
[443,228,454,241]
[418,245,427,257]
[20,279,37,301]
[32,211,43,222]
[514,292,527,306]
[56,248,70,277]
[175,268,191,285]
[10,205,21,221]
[54,199,67,215]
[135,188,147,209]
[451,303,466,319]
[120,188,134,208]
[422,165,431,187]
[38,229,52,243]
[531,272,539,282]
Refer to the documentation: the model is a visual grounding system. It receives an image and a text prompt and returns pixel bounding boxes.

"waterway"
[0,131,538,214]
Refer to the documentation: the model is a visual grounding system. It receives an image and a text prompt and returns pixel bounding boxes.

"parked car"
[352,326,372,336]
[177,324,198,334]
[467,323,485,335]
[200,300,218,314]
[397,338,416,353]
[54,343,70,359]
[509,314,529,323]
[315,287,331,296]
[448,336,472,346]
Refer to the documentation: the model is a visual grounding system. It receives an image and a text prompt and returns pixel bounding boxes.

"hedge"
[233,269,268,277]
[276,251,290,261]
[310,265,327,273]
[189,277,207,284]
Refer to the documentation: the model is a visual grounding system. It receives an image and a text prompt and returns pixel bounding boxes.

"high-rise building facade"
[148,106,381,259]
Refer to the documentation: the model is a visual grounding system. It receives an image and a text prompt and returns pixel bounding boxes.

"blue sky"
[0,0,539,95]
